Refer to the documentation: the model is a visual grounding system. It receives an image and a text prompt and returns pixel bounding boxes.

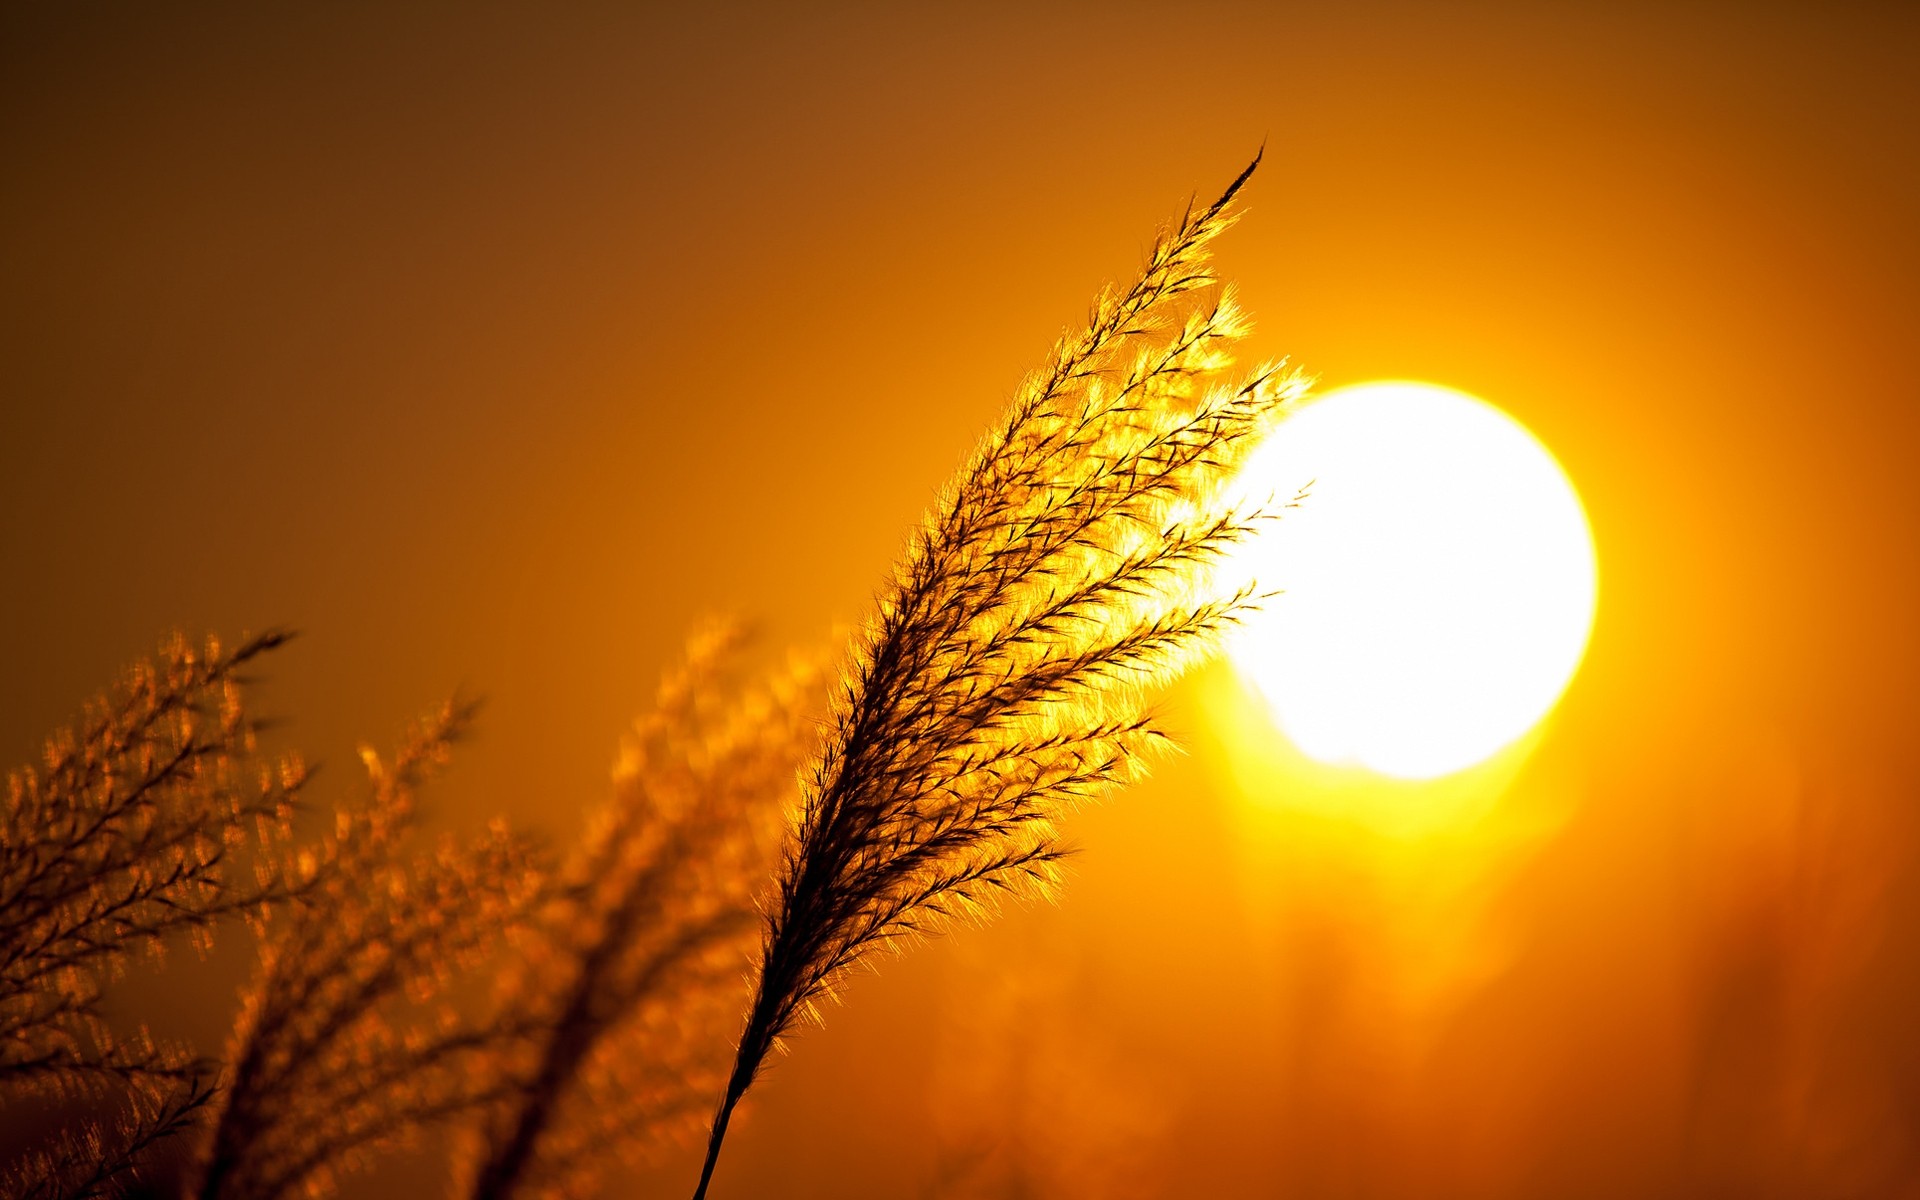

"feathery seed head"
[691,153,1308,1200]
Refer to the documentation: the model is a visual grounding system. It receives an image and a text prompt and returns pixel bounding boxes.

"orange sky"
[4,4,1918,1197]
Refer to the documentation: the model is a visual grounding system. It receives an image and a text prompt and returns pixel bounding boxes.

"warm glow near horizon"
[1229,380,1598,779]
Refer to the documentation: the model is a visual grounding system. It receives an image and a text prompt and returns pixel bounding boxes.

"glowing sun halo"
[1230,380,1598,779]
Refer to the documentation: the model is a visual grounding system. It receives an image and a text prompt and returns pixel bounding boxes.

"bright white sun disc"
[1229,380,1597,779]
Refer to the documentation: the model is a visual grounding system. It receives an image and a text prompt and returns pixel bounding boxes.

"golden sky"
[4,4,1918,1197]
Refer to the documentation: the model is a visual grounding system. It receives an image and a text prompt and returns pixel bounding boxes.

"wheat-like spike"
[186,701,543,1200]
[689,152,1309,1198]
[455,624,821,1200]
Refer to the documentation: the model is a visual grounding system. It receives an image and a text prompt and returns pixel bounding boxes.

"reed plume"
[691,154,1309,1197]
[187,701,541,1200]
[1,632,308,1199]
[457,624,820,1200]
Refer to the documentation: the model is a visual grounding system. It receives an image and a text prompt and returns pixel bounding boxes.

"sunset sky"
[4,4,1918,1197]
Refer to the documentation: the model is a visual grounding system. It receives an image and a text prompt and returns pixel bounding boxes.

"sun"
[1229,380,1598,779]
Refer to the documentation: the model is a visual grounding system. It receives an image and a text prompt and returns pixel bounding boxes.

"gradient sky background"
[5,4,1918,1198]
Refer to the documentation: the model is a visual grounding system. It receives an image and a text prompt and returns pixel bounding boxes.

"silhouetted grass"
[187,700,542,1200]
[2,1074,215,1200]
[456,625,820,1200]
[690,153,1308,1198]
[3,156,1307,1200]
[2,633,309,1199]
